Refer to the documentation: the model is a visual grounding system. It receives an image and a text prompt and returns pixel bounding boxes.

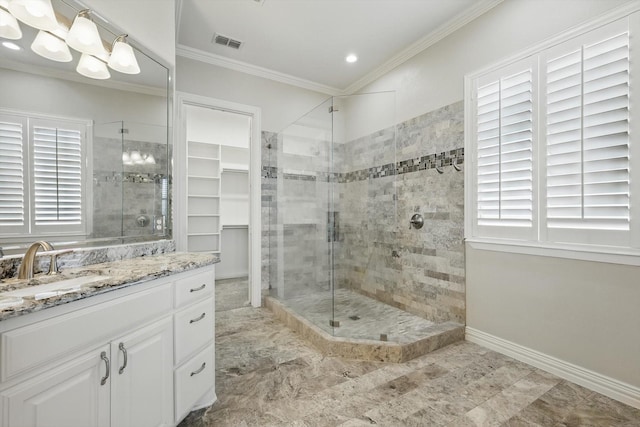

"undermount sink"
[2,275,110,301]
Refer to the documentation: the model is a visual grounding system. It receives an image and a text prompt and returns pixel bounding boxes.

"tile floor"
[215,277,249,312]
[275,288,442,343]
[179,305,640,426]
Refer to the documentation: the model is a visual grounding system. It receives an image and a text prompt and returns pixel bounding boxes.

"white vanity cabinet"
[1,345,111,427]
[0,264,216,427]
[172,269,216,423]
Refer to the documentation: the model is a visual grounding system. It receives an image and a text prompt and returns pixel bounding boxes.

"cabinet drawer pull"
[190,362,206,376]
[190,284,206,293]
[118,342,128,374]
[189,312,206,324]
[100,351,110,386]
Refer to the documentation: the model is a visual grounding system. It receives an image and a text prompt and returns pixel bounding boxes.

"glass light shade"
[130,151,142,162]
[108,37,140,74]
[66,12,104,56]
[145,154,156,165]
[0,5,22,40]
[76,53,110,80]
[8,0,58,31]
[31,30,71,62]
[122,152,131,164]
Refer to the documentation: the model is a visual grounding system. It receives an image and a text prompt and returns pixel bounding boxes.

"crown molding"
[176,0,503,97]
[344,0,504,94]
[176,44,343,96]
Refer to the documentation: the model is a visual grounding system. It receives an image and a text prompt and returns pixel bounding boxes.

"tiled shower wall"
[261,101,465,324]
[93,137,168,239]
[336,101,465,324]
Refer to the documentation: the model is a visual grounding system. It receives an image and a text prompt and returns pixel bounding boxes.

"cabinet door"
[1,346,110,427]
[110,317,173,427]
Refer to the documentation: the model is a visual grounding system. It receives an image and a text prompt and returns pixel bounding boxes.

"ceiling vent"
[212,33,243,50]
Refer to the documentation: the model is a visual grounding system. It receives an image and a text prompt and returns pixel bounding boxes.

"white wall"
[352,0,633,138]
[177,57,329,132]
[356,0,640,399]
[82,0,175,67]
[466,247,640,390]
[0,68,166,129]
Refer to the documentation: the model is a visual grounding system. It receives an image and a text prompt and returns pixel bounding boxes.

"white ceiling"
[176,0,502,95]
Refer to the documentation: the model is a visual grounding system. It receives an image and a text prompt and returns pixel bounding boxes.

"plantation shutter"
[545,31,630,232]
[0,115,27,233]
[476,64,534,231]
[31,121,84,232]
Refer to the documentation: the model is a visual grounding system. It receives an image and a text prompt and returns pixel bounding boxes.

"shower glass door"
[272,97,335,334]
[272,91,396,339]
[330,92,397,340]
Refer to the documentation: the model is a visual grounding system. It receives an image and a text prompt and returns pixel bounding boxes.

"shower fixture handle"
[409,213,424,230]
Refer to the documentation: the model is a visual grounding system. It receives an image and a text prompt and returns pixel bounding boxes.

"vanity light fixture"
[76,52,110,79]
[108,34,140,74]
[0,1,22,40]
[66,9,104,56]
[8,0,58,32]
[122,151,156,166]
[31,25,71,62]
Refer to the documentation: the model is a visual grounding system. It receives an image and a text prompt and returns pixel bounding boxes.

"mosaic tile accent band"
[261,147,464,182]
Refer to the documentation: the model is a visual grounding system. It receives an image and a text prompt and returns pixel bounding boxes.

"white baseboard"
[465,327,640,409]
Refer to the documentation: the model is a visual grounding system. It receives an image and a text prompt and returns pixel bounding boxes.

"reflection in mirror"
[0,0,171,255]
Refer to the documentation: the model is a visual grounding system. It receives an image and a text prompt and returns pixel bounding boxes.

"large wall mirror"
[0,0,172,254]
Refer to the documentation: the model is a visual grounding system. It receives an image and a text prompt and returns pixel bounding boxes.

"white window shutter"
[32,125,83,226]
[0,115,28,233]
[475,62,535,236]
[545,30,630,234]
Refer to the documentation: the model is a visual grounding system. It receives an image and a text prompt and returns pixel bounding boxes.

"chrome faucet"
[17,241,54,280]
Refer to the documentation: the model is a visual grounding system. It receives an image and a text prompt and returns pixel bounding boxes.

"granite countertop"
[0,252,219,322]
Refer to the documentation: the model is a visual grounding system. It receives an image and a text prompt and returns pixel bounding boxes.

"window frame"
[0,109,93,244]
[464,6,640,266]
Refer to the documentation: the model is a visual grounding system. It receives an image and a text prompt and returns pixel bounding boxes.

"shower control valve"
[409,213,424,230]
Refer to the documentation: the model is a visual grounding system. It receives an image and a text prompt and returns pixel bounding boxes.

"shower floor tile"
[265,288,464,362]
[276,288,438,344]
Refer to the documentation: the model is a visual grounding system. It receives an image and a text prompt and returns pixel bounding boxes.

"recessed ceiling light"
[2,41,21,51]
[345,54,358,63]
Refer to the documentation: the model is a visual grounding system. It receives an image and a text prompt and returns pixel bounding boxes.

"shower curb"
[264,296,465,363]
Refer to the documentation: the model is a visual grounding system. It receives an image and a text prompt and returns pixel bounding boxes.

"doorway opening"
[176,93,262,308]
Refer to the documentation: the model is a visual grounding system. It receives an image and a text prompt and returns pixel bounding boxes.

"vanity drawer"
[175,344,214,422]
[1,284,172,382]
[174,297,214,365]
[174,269,214,308]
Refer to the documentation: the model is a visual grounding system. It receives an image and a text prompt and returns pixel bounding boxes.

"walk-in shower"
[265,92,466,360]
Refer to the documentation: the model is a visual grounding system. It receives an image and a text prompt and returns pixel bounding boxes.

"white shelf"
[221,194,248,200]
[221,163,249,172]
[186,140,222,253]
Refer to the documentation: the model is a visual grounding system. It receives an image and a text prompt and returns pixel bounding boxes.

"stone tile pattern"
[260,101,465,324]
[261,131,278,291]
[265,291,464,363]
[93,136,169,239]
[336,101,465,324]
[179,306,640,427]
